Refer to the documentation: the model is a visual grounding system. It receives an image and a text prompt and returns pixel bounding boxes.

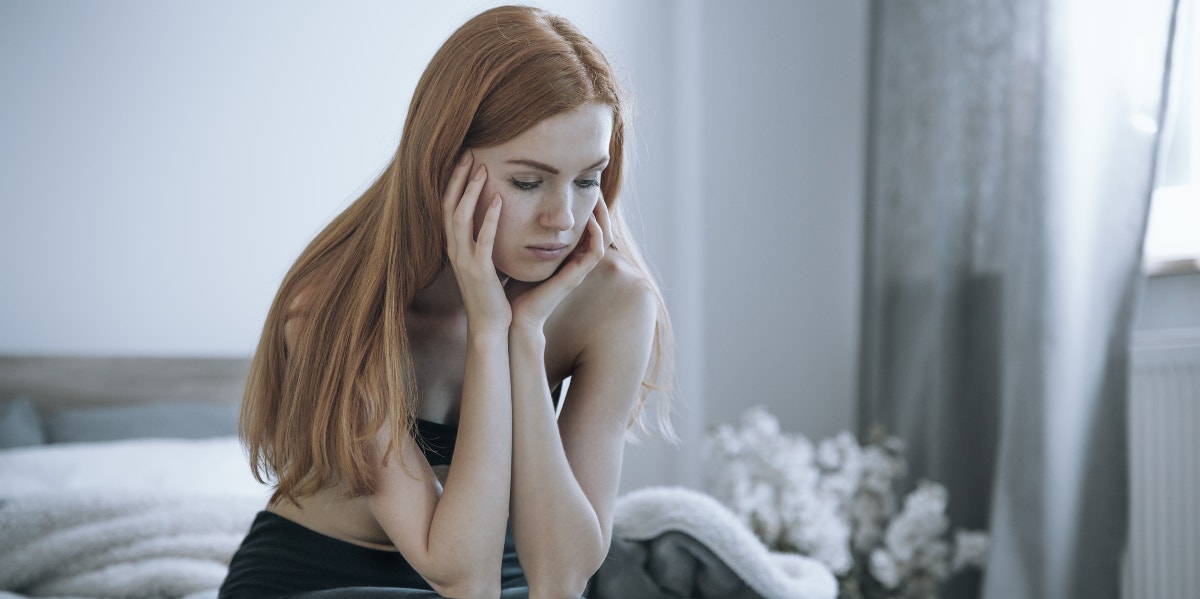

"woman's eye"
[510,178,540,191]
[575,179,600,190]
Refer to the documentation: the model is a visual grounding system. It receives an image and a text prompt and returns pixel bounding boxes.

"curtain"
[859,1,1181,598]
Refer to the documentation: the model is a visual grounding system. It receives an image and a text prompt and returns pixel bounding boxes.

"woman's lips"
[526,243,569,260]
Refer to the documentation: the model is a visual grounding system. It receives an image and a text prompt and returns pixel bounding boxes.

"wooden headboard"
[0,356,251,411]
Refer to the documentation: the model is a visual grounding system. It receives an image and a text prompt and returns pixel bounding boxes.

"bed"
[0,355,835,599]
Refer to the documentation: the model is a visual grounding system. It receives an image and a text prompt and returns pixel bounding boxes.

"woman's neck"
[409,265,537,316]
[408,266,465,316]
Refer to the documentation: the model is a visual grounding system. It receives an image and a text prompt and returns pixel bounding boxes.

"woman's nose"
[539,189,575,231]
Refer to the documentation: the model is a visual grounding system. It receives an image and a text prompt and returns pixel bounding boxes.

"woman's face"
[468,102,613,283]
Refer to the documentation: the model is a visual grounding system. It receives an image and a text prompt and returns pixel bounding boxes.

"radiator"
[1125,328,1200,599]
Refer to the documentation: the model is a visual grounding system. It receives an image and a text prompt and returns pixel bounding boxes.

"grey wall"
[1136,272,1200,330]
[0,0,648,356]
[697,2,869,441]
[602,0,871,490]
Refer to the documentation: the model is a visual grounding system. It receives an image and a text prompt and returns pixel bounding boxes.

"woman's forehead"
[490,103,613,169]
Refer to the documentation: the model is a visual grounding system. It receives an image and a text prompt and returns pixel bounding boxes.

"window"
[1144,0,1199,274]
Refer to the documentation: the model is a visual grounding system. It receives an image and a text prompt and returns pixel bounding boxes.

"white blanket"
[0,438,268,599]
[0,494,260,599]
[0,440,836,599]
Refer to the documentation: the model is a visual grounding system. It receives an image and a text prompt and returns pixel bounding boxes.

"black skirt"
[219,511,532,598]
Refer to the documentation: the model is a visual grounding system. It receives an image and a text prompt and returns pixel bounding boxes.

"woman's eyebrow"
[505,157,610,175]
[583,157,610,171]
[507,159,559,174]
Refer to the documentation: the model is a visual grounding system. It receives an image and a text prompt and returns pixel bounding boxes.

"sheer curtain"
[859,1,1180,598]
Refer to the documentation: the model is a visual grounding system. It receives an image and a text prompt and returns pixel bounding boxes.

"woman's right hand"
[443,151,511,335]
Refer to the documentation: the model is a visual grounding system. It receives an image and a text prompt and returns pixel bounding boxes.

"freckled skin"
[468,103,613,283]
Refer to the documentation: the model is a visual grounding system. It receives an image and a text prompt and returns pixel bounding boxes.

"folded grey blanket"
[589,487,837,599]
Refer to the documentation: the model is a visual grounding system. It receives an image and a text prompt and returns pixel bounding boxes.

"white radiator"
[1125,328,1200,599]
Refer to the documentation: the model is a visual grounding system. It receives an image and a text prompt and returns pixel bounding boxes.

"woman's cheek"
[573,197,596,232]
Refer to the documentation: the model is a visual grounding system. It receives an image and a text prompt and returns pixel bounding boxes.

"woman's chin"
[505,272,553,285]
[499,263,560,285]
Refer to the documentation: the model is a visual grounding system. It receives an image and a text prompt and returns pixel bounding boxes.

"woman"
[219,5,672,599]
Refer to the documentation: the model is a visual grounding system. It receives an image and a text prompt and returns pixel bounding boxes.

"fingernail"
[474,165,487,180]
[459,151,471,166]
[492,193,502,207]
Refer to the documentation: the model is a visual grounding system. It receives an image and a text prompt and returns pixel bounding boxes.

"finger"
[443,151,474,233]
[454,164,488,253]
[444,153,474,262]
[563,215,604,277]
[585,213,606,262]
[593,198,614,248]
[476,193,502,258]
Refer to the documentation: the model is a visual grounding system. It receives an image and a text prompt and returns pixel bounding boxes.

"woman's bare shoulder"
[543,251,653,374]
[564,251,657,345]
[579,250,656,309]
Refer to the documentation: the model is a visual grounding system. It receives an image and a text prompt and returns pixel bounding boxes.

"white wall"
[0,0,869,490]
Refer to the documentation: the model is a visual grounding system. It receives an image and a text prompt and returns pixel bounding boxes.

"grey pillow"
[0,397,45,448]
[42,402,240,444]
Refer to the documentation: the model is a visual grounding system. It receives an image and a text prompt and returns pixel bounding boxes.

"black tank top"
[414,419,456,466]
[415,382,561,467]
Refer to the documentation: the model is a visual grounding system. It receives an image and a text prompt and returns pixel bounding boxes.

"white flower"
[869,548,903,589]
[860,444,905,495]
[777,437,819,490]
[816,430,860,470]
[883,482,949,562]
[708,423,742,458]
[849,492,891,552]
[953,530,990,571]
[912,539,952,580]
[705,408,989,598]
[742,406,781,439]
[779,488,852,574]
[816,432,863,509]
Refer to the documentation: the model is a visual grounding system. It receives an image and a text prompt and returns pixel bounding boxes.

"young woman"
[219,6,672,599]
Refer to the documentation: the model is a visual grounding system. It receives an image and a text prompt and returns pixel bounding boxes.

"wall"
[1135,271,1200,330]
[697,1,869,443]
[0,0,643,356]
[0,0,870,491]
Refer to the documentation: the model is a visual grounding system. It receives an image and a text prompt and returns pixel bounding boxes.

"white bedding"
[0,437,271,500]
[0,437,269,599]
[0,439,836,599]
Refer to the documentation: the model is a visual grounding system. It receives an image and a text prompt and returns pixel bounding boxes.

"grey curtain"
[859,1,1180,599]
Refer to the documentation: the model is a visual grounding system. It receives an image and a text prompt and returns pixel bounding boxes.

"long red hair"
[241,5,673,504]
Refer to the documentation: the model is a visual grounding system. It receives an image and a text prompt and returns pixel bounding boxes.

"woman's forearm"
[423,329,513,590]
[507,326,608,596]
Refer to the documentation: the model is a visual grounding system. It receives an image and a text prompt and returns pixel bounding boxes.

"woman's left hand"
[509,199,612,332]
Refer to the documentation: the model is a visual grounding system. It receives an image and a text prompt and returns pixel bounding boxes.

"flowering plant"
[706,407,989,599]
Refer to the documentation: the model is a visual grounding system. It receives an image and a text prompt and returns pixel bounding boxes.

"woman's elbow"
[523,527,608,598]
[429,577,501,599]
[424,561,504,599]
[528,579,589,599]
[526,563,600,599]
